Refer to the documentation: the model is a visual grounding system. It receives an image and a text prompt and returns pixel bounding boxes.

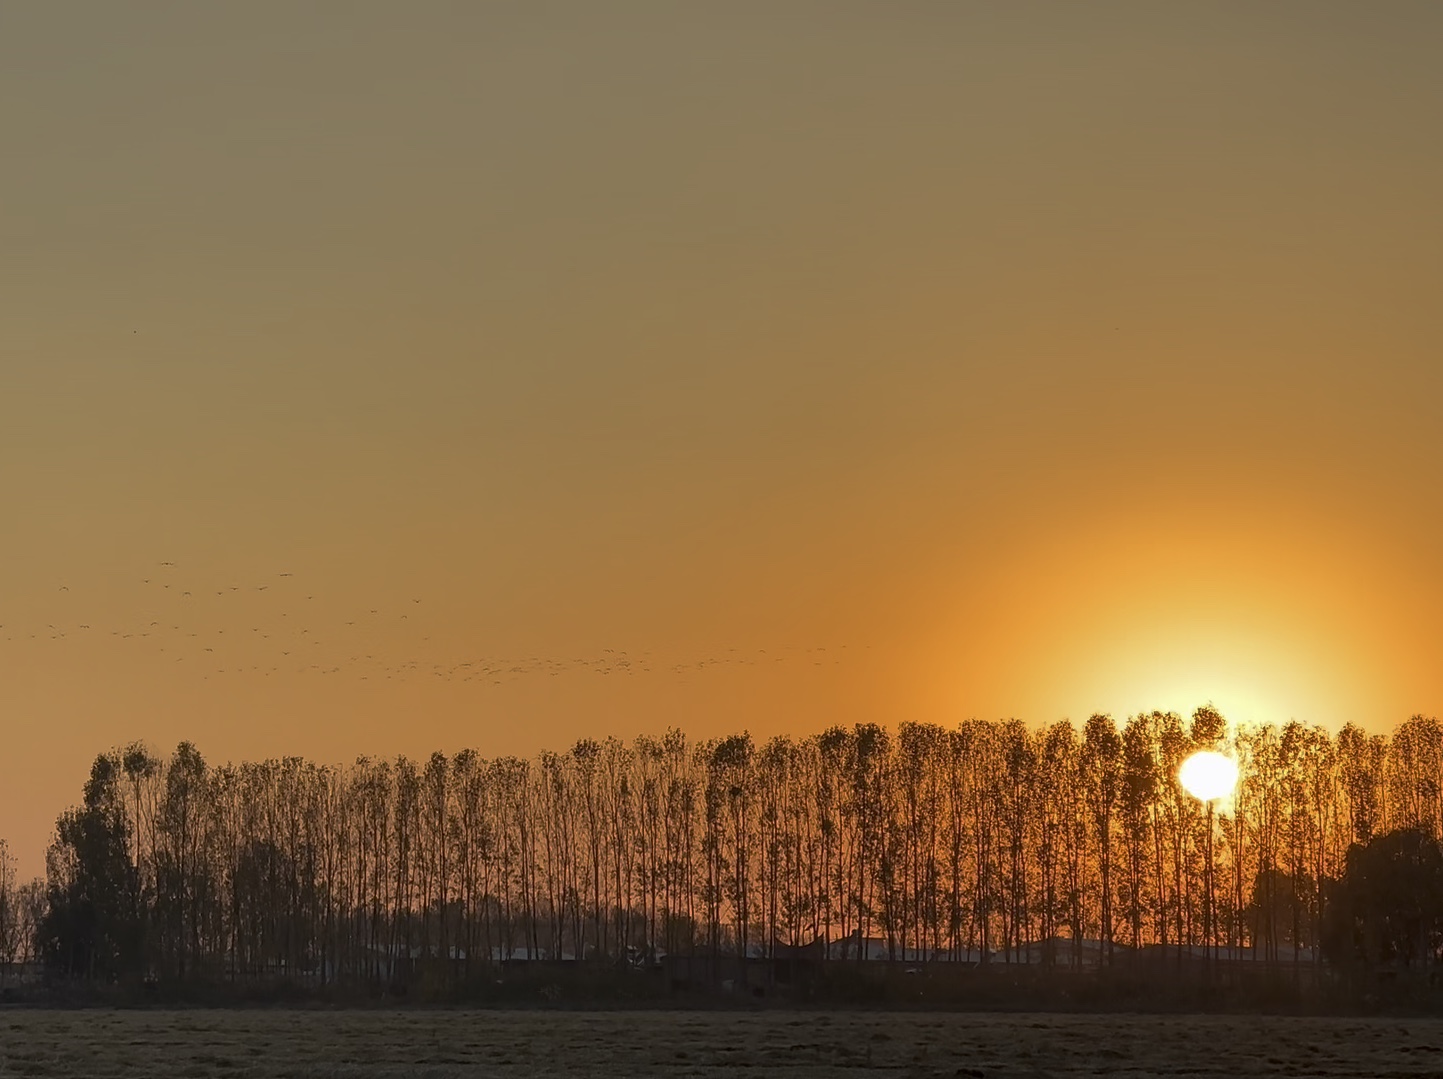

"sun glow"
[1177,750,1239,803]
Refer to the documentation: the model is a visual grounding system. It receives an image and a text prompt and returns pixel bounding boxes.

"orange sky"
[4,3,1443,877]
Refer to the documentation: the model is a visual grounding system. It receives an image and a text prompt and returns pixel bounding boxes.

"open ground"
[3,1009,1443,1078]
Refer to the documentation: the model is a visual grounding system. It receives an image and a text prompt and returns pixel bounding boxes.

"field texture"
[3,1009,1443,1078]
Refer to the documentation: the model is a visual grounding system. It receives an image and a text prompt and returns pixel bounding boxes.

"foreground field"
[3,1008,1443,1078]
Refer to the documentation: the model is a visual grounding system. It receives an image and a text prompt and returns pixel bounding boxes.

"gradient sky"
[4,2,1443,877]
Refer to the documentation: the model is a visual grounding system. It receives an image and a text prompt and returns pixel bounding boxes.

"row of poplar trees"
[9,708,1443,985]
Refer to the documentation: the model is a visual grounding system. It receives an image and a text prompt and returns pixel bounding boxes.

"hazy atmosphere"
[5,0,1443,882]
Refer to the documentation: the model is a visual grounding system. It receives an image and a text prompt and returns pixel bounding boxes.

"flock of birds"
[4,562,849,687]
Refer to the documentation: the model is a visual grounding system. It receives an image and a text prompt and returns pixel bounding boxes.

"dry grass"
[3,1009,1443,1078]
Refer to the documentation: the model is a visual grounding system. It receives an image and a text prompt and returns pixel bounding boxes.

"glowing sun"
[1178,750,1239,803]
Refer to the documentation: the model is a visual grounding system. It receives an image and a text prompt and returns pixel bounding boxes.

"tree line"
[3,708,1442,988]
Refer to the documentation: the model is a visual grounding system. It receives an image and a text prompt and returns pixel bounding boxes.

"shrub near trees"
[1321,828,1443,973]
[8,710,1443,990]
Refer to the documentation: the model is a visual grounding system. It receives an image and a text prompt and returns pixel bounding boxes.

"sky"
[3,2,1443,877]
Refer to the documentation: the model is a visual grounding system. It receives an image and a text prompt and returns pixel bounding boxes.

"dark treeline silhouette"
[5,708,1443,999]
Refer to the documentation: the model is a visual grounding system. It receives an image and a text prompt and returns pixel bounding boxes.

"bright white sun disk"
[1178,751,1238,803]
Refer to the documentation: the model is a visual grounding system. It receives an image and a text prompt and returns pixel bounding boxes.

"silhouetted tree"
[40,753,144,979]
[0,839,20,974]
[1081,714,1121,960]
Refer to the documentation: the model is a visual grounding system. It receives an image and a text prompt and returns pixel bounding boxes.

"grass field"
[3,1008,1443,1077]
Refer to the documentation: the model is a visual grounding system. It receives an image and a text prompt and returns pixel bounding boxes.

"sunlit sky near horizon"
[4,2,1443,876]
